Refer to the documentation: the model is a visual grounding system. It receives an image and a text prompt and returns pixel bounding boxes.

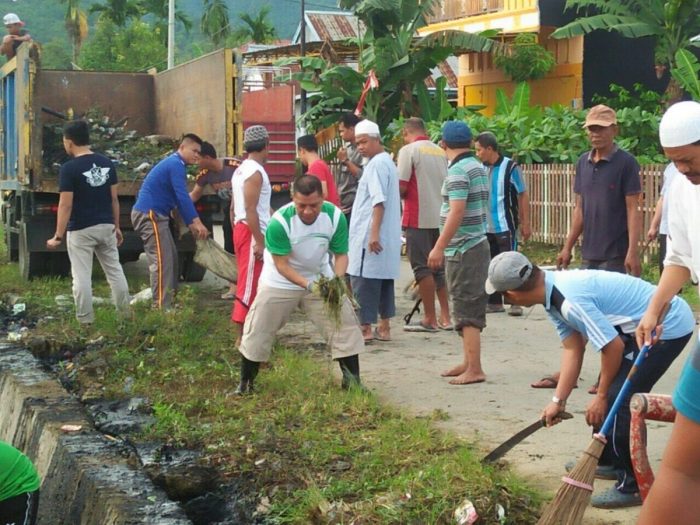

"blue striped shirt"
[485,155,526,234]
[544,269,694,350]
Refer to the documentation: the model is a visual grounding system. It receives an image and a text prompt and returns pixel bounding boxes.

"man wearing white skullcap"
[637,100,700,525]
[348,120,401,343]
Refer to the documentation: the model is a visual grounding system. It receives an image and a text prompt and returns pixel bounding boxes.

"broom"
[537,305,669,525]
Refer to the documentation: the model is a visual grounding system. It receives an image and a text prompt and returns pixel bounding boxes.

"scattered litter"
[130,288,152,305]
[454,499,479,525]
[193,238,237,283]
[123,376,135,394]
[255,496,272,515]
[254,458,266,466]
[7,332,22,342]
[12,303,25,315]
[55,295,72,307]
[60,424,83,432]
[92,296,109,305]
[496,504,506,524]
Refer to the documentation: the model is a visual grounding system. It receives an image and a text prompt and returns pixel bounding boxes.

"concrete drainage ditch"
[0,304,259,524]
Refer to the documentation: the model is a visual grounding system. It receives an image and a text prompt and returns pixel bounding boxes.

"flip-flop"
[530,376,558,389]
[373,328,391,341]
[437,321,453,330]
[363,337,374,345]
[449,377,485,385]
[403,320,438,332]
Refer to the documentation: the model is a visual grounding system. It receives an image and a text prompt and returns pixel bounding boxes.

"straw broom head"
[536,435,606,525]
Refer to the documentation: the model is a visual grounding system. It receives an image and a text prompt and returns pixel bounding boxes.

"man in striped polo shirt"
[428,121,490,385]
[235,175,364,394]
[475,131,531,316]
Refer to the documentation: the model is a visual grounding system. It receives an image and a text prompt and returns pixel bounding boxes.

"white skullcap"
[659,101,700,148]
[354,119,380,137]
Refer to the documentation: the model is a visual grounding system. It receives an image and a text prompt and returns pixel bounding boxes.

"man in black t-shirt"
[46,120,130,324]
[1,13,31,60]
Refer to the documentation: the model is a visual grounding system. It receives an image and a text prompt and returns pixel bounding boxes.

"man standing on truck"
[46,120,131,325]
[231,125,272,336]
[132,133,209,309]
[1,13,31,60]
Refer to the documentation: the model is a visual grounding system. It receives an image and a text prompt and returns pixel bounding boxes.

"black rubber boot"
[235,356,260,395]
[337,355,361,390]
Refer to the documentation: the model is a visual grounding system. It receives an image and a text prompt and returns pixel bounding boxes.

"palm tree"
[201,0,230,46]
[142,0,193,43]
[89,0,142,27]
[238,5,277,44]
[61,0,89,63]
[551,0,700,99]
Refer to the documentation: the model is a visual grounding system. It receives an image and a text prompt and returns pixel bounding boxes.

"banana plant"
[672,48,700,100]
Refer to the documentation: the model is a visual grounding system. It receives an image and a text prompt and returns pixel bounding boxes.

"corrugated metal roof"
[307,11,364,41]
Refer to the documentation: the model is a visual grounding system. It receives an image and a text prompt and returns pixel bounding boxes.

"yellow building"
[418,0,583,114]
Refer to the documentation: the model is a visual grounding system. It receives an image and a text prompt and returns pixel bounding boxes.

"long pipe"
[167,0,175,69]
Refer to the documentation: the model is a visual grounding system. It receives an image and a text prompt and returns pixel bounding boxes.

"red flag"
[355,69,379,116]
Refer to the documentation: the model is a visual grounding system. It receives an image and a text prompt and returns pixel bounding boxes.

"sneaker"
[234,380,254,395]
[564,460,617,480]
[508,305,523,317]
[486,304,505,313]
[590,487,641,509]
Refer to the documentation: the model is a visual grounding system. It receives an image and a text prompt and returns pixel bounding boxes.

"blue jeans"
[350,276,395,325]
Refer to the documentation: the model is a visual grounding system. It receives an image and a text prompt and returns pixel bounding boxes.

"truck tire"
[4,228,19,262]
[179,253,206,282]
[19,224,47,280]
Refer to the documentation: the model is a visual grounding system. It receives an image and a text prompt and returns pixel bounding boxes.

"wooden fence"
[524,164,665,260]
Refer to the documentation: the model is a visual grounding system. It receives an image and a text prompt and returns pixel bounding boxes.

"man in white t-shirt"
[235,175,364,394]
[646,162,679,273]
[231,125,272,331]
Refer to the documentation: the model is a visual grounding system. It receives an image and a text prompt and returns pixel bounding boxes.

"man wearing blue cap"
[428,121,490,385]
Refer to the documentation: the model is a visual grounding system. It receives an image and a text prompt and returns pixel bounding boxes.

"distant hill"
[7,0,343,51]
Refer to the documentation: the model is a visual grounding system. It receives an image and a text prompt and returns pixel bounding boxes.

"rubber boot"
[235,356,260,395]
[337,354,361,390]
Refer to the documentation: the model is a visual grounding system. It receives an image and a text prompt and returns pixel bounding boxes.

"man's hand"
[542,402,566,427]
[625,251,642,277]
[520,223,532,242]
[556,248,572,270]
[46,235,62,250]
[115,228,124,247]
[647,224,659,242]
[368,233,383,254]
[252,237,265,259]
[337,147,348,163]
[636,311,663,348]
[427,246,444,271]
[189,220,209,240]
[585,396,608,428]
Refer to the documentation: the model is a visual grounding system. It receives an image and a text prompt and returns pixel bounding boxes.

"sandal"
[374,328,391,341]
[530,375,558,389]
[437,321,453,331]
[590,487,641,509]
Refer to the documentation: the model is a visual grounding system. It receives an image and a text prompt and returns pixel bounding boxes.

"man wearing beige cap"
[1,13,31,60]
[534,105,643,390]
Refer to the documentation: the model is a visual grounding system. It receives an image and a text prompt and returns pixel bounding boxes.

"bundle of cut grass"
[313,275,357,326]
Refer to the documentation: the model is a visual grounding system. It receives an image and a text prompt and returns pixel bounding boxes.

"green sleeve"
[329,210,349,254]
[265,217,291,255]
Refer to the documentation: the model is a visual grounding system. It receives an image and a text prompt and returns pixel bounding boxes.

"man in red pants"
[231,126,272,337]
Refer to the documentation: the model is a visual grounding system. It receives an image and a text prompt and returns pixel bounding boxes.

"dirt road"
[139,228,695,525]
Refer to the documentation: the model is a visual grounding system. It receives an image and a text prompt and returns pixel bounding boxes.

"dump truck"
[0,45,297,280]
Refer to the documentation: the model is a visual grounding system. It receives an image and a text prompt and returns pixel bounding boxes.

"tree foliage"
[201,0,231,46]
[78,18,166,71]
[89,0,142,27]
[61,0,89,63]
[141,0,193,44]
[494,33,556,83]
[672,48,700,101]
[236,5,277,44]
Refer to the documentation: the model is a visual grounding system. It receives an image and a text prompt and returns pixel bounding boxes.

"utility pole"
[300,0,307,114]
[167,0,175,69]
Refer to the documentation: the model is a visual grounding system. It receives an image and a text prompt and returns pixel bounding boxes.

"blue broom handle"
[598,340,652,438]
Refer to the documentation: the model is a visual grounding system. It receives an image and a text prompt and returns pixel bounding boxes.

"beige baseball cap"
[583,104,617,128]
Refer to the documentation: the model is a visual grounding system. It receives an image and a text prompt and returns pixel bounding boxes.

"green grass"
[0,224,541,523]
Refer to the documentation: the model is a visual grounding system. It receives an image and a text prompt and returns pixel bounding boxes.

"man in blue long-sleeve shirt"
[132,134,209,308]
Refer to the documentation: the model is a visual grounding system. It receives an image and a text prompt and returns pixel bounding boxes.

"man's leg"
[442,240,489,384]
[377,278,395,340]
[434,271,451,328]
[232,222,262,328]
[594,333,692,507]
[237,286,303,393]
[303,293,365,388]
[92,224,131,315]
[131,210,177,308]
[350,276,381,341]
[405,228,438,329]
[66,228,97,324]
[486,232,511,312]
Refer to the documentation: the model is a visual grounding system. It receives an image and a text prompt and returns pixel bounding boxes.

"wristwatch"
[552,395,566,406]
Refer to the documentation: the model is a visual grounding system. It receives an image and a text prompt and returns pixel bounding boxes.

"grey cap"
[484,251,533,294]
[243,125,269,147]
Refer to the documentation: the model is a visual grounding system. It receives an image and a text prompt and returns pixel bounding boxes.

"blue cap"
[442,121,472,143]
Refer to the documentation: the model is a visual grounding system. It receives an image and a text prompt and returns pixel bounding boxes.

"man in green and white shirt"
[235,175,365,394]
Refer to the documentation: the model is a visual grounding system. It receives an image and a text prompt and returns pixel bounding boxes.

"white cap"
[659,101,700,148]
[484,251,533,294]
[3,13,23,26]
[354,119,380,137]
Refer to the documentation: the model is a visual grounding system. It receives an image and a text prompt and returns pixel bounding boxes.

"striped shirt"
[485,155,526,234]
[544,269,694,351]
[440,153,488,256]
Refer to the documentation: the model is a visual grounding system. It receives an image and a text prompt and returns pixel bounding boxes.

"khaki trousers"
[66,223,130,324]
[239,285,364,362]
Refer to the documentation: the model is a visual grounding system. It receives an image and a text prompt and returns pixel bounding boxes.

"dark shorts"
[0,490,39,525]
[445,239,489,331]
[405,227,446,288]
[581,256,626,273]
[350,276,395,325]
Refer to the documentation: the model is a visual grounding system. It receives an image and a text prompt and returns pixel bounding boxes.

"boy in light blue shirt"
[486,251,694,509]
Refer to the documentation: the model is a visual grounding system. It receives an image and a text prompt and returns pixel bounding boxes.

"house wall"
[458,28,583,113]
